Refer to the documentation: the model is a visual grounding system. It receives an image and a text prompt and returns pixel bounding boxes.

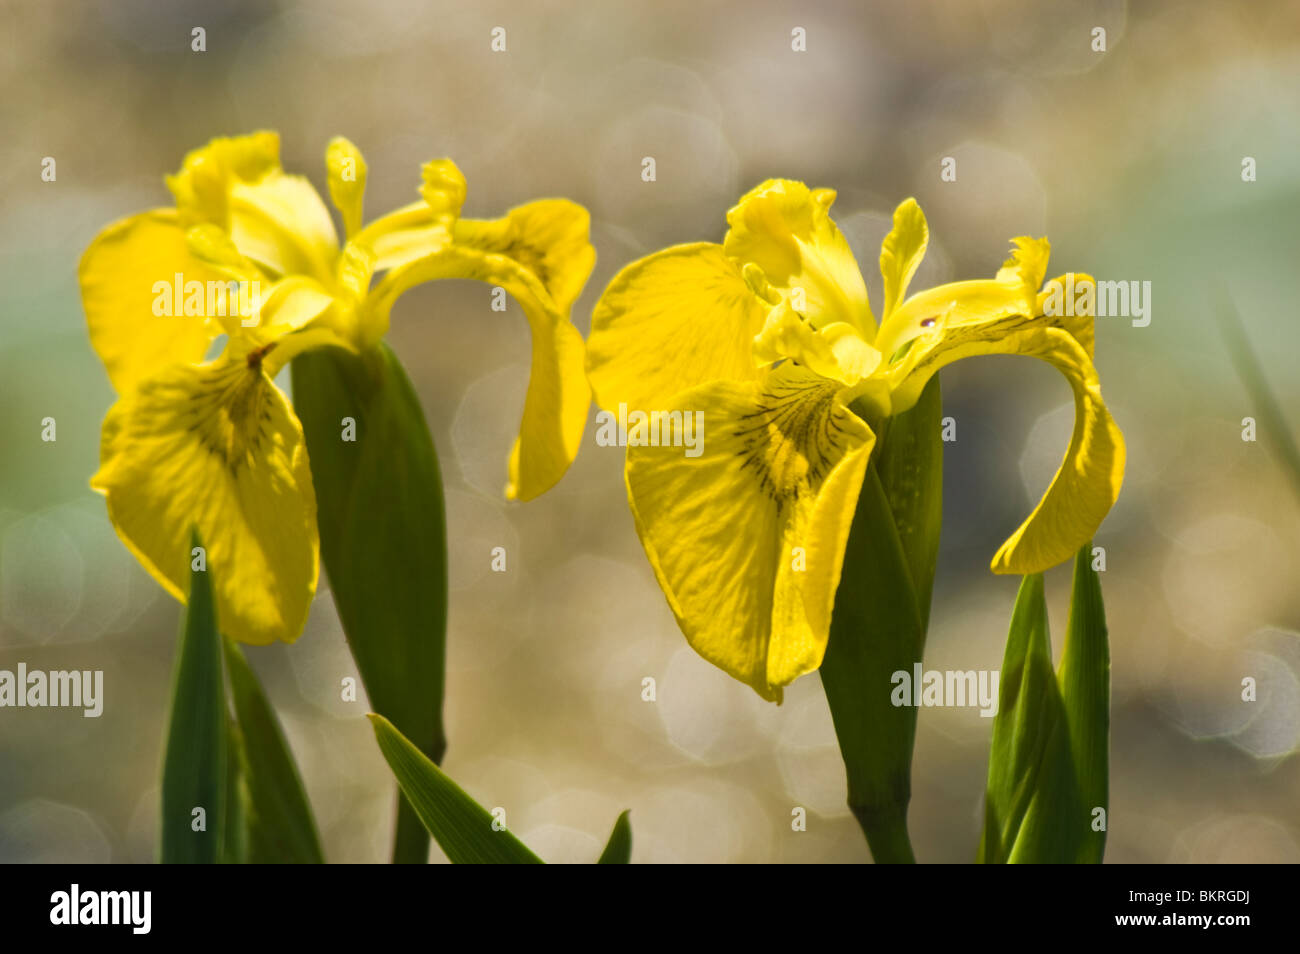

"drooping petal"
[453,199,595,315]
[1037,272,1097,357]
[879,197,929,319]
[90,341,319,645]
[891,321,1124,575]
[586,243,769,412]
[624,363,875,701]
[79,210,224,393]
[351,159,468,272]
[722,179,874,339]
[325,136,368,239]
[358,204,455,272]
[365,245,590,500]
[876,236,1049,360]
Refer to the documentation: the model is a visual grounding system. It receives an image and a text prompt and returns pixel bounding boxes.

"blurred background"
[2,0,1299,863]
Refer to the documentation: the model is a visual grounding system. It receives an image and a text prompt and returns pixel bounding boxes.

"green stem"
[392,793,431,864]
[853,803,916,864]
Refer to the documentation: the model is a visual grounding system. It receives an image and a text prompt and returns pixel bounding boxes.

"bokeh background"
[2,0,1299,863]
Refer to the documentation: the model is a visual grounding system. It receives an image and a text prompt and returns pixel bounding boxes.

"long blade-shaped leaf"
[819,464,924,863]
[160,533,227,864]
[221,719,247,864]
[979,552,1110,864]
[597,810,632,864]
[1055,544,1109,863]
[872,376,943,636]
[1216,290,1300,503]
[293,343,449,864]
[224,638,325,863]
[977,573,1068,863]
[368,714,543,864]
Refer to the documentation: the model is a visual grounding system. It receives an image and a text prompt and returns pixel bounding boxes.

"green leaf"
[978,573,1070,864]
[1216,290,1300,504]
[221,719,247,864]
[818,384,943,863]
[872,375,944,635]
[224,638,325,863]
[292,343,448,864]
[978,546,1110,863]
[159,532,227,864]
[597,810,633,864]
[819,464,923,863]
[1056,544,1109,864]
[367,714,544,865]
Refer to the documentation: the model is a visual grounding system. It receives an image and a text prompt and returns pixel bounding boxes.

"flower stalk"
[819,377,943,863]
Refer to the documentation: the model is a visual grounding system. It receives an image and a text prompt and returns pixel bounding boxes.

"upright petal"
[165,131,281,228]
[625,363,875,700]
[722,179,874,338]
[586,243,769,412]
[879,198,929,319]
[164,130,338,282]
[891,321,1124,574]
[79,210,224,393]
[90,341,319,645]
[230,173,339,282]
[325,136,368,239]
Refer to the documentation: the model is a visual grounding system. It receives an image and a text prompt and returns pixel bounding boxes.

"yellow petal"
[586,243,769,412]
[876,236,1048,360]
[997,236,1051,293]
[365,246,590,500]
[79,210,223,393]
[354,200,454,272]
[420,159,468,222]
[892,322,1124,574]
[90,341,319,645]
[252,276,337,338]
[229,172,338,282]
[879,198,929,319]
[166,131,282,228]
[722,179,874,338]
[1038,272,1097,357]
[326,136,368,239]
[625,363,875,700]
[752,302,881,385]
[350,159,468,272]
[164,131,338,281]
[453,199,595,314]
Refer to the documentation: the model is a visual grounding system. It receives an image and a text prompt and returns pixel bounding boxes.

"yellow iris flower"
[586,180,1124,701]
[82,131,594,645]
